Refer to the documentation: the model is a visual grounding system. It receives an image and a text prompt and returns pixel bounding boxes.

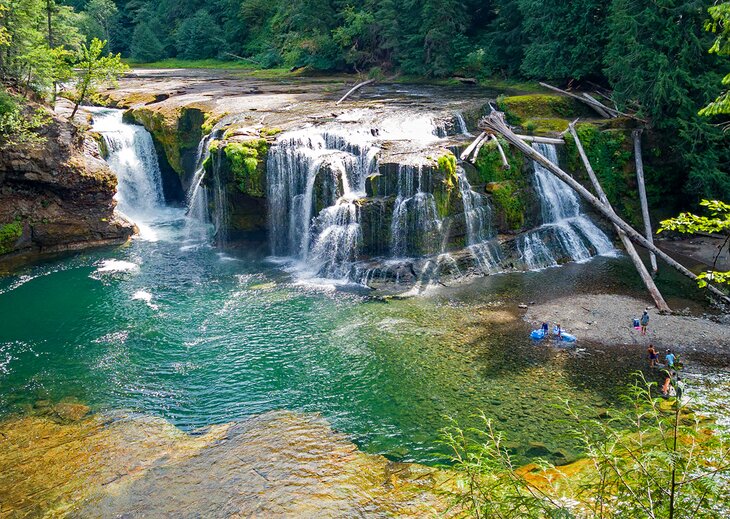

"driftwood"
[539,82,646,122]
[515,135,564,144]
[336,79,376,105]
[633,129,658,274]
[471,134,488,164]
[569,123,670,312]
[490,134,510,169]
[460,132,488,161]
[479,111,730,304]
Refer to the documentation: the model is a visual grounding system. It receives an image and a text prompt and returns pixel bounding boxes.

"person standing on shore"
[640,309,650,336]
[665,349,676,369]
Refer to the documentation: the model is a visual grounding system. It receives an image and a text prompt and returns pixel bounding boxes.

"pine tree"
[130,21,164,62]
[518,0,607,81]
[175,9,223,60]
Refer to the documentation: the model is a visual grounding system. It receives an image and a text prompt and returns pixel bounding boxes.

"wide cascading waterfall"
[91,109,165,220]
[267,126,378,279]
[519,143,613,269]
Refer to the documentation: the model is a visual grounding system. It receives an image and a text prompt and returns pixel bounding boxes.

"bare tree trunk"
[569,123,670,311]
[336,79,376,105]
[633,129,658,274]
[460,132,488,161]
[479,111,730,303]
[490,134,510,169]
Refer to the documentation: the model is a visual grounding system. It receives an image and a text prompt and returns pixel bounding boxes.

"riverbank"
[524,294,730,355]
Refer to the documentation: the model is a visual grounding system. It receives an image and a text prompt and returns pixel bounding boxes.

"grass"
[124,58,261,70]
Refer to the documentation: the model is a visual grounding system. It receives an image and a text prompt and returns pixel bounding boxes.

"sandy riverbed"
[524,294,730,355]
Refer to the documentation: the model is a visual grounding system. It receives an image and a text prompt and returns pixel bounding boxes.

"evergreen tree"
[481,0,524,76]
[605,0,730,200]
[175,9,222,60]
[130,21,163,62]
[518,0,607,81]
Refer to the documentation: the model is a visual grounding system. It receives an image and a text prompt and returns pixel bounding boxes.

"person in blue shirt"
[541,321,549,337]
[665,349,676,368]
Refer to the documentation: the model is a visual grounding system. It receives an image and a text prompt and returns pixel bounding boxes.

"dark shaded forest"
[2,0,730,203]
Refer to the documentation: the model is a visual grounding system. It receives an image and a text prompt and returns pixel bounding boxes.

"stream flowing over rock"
[0,109,134,261]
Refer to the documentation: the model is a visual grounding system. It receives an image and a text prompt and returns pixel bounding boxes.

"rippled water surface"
[0,210,717,465]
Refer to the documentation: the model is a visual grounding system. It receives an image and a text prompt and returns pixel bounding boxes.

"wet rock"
[0,104,134,261]
[52,402,91,422]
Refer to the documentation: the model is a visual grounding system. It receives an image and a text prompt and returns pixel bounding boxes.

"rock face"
[0,110,135,262]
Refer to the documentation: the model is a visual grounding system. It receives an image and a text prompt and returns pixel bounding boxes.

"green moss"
[522,118,569,135]
[260,127,283,137]
[223,139,269,197]
[0,219,22,255]
[433,152,459,218]
[564,123,636,223]
[202,112,227,135]
[497,94,584,126]
[490,182,525,230]
[474,137,524,184]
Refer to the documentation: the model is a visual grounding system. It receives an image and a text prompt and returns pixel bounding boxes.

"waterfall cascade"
[518,143,614,270]
[91,109,165,219]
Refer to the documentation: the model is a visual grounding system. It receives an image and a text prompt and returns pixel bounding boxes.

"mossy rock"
[473,137,524,185]
[564,123,637,224]
[433,152,460,219]
[125,105,207,176]
[489,181,525,231]
[521,118,569,135]
[206,138,269,198]
[0,219,23,255]
[497,94,588,126]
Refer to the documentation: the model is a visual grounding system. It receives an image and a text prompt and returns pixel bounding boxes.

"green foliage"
[700,2,730,116]
[70,38,128,119]
[496,94,580,126]
[658,199,730,287]
[0,219,22,255]
[518,0,607,81]
[441,375,730,518]
[130,22,164,63]
[220,139,268,196]
[0,89,50,146]
[474,136,525,184]
[175,10,223,60]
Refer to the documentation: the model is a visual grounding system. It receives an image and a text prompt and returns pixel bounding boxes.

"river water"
[1,108,728,514]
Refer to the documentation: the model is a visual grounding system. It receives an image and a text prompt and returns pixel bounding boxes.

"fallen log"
[336,79,376,105]
[539,82,646,122]
[633,129,658,274]
[480,111,729,303]
[514,135,564,144]
[568,122,670,312]
[460,132,488,161]
[490,134,510,169]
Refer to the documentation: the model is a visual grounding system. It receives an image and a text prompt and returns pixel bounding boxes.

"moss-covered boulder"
[497,94,588,125]
[124,105,207,181]
[203,133,273,243]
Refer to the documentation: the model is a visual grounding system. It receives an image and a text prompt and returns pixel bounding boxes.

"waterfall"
[457,168,501,272]
[266,126,377,279]
[183,132,217,244]
[519,143,613,269]
[454,112,471,136]
[390,164,443,258]
[90,109,165,219]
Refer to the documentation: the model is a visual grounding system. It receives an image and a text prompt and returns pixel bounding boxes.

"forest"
[1,0,730,204]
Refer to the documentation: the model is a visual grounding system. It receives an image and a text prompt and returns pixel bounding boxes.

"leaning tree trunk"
[569,123,670,312]
[478,111,730,304]
[633,129,658,274]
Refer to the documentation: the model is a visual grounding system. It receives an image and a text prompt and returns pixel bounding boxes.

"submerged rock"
[0,410,455,517]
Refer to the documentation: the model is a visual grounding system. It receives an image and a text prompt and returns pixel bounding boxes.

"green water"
[0,213,685,464]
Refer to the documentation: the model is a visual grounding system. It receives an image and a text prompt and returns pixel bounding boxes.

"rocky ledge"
[0,107,135,264]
